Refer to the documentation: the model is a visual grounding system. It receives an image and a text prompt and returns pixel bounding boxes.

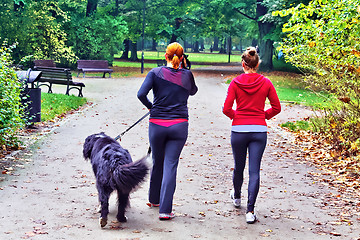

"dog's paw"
[117,215,127,223]
[99,217,108,228]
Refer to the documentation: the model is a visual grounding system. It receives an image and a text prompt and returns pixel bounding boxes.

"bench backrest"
[34,60,56,67]
[77,60,109,69]
[34,67,72,84]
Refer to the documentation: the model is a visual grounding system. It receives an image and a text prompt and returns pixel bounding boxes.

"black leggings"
[148,122,188,214]
[231,131,267,212]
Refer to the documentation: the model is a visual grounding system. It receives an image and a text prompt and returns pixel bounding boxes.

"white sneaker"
[230,189,241,208]
[246,211,257,224]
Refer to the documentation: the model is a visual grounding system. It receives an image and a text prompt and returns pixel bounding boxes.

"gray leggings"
[231,131,267,212]
[148,122,188,214]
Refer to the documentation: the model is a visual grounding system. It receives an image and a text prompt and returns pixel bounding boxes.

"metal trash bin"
[16,69,42,123]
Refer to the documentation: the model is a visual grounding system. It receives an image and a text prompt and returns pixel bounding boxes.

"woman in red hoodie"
[223,47,281,224]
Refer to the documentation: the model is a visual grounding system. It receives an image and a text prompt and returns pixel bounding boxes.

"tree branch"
[234,8,257,22]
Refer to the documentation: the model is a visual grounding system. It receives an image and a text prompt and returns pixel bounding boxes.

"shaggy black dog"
[83,132,149,227]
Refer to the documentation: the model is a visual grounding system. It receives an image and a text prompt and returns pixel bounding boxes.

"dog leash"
[114,111,150,141]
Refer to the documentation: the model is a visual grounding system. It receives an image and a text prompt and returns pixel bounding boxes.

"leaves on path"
[281,128,360,223]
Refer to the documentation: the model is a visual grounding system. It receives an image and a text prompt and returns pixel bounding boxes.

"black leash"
[114,111,150,141]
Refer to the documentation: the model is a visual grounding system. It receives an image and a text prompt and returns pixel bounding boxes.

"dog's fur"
[83,132,149,227]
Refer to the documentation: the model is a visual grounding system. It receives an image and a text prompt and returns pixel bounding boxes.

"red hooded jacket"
[223,73,281,126]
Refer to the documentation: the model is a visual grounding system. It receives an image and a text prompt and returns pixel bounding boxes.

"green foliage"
[69,13,127,65]
[0,1,77,67]
[275,0,360,154]
[41,93,87,122]
[281,120,312,132]
[0,41,25,148]
[24,1,78,67]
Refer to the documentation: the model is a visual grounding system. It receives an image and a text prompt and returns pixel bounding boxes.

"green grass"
[41,93,87,122]
[115,51,242,63]
[267,74,333,108]
[113,61,157,69]
[280,120,312,132]
[112,59,208,71]
[225,73,332,108]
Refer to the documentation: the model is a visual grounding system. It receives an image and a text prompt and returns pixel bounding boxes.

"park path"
[0,71,359,239]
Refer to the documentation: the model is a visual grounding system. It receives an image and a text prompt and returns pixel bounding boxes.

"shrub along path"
[0,71,359,239]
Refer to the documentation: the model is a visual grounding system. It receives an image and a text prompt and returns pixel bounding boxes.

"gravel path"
[0,71,359,239]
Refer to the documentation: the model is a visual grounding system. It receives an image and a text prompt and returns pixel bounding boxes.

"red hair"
[166,42,184,69]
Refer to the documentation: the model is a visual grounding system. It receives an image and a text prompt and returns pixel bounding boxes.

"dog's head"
[83,132,107,159]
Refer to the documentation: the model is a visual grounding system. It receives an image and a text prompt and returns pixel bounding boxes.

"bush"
[275,0,360,154]
[0,42,25,148]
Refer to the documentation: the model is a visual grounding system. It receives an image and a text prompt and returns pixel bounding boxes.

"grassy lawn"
[265,74,332,108]
[225,72,332,108]
[115,51,242,63]
[41,93,87,122]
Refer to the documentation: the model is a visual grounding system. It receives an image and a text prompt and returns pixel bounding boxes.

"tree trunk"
[86,0,99,17]
[200,39,205,51]
[213,36,219,51]
[120,39,130,59]
[130,41,139,61]
[219,38,226,54]
[228,36,232,63]
[256,0,274,71]
[170,18,182,43]
[193,41,200,53]
[151,39,157,51]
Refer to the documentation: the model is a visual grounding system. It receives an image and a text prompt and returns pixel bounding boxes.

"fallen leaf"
[330,232,341,236]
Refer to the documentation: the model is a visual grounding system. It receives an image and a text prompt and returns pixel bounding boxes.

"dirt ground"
[0,69,359,240]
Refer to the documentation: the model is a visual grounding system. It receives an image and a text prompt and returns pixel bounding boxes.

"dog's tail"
[112,155,149,194]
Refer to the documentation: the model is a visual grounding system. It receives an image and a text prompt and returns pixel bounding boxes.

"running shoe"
[159,213,175,220]
[230,189,241,208]
[146,202,160,208]
[246,211,257,224]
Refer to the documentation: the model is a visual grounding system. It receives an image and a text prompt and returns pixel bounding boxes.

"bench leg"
[78,87,83,97]
[83,72,85,78]
[102,72,106,78]
[66,85,70,96]
[48,83,53,94]
[109,73,111,78]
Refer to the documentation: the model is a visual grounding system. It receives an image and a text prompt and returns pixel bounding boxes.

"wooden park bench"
[77,60,113,78]
[34,59,56,68]
[157,59,166,67]
[34,66,85,97]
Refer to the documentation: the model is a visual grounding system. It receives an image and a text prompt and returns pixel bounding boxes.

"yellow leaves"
[308,41,316,48]
[350,141,358,150]
[357,5,360,14]
[351,49,360,58]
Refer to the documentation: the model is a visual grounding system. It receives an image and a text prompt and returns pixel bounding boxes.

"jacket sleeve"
[189,72,198,96]
[137,71,154,109]
[222,81,236,119]
[265,81,281,120]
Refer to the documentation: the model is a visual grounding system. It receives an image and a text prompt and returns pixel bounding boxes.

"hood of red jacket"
[233,73,266,95]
